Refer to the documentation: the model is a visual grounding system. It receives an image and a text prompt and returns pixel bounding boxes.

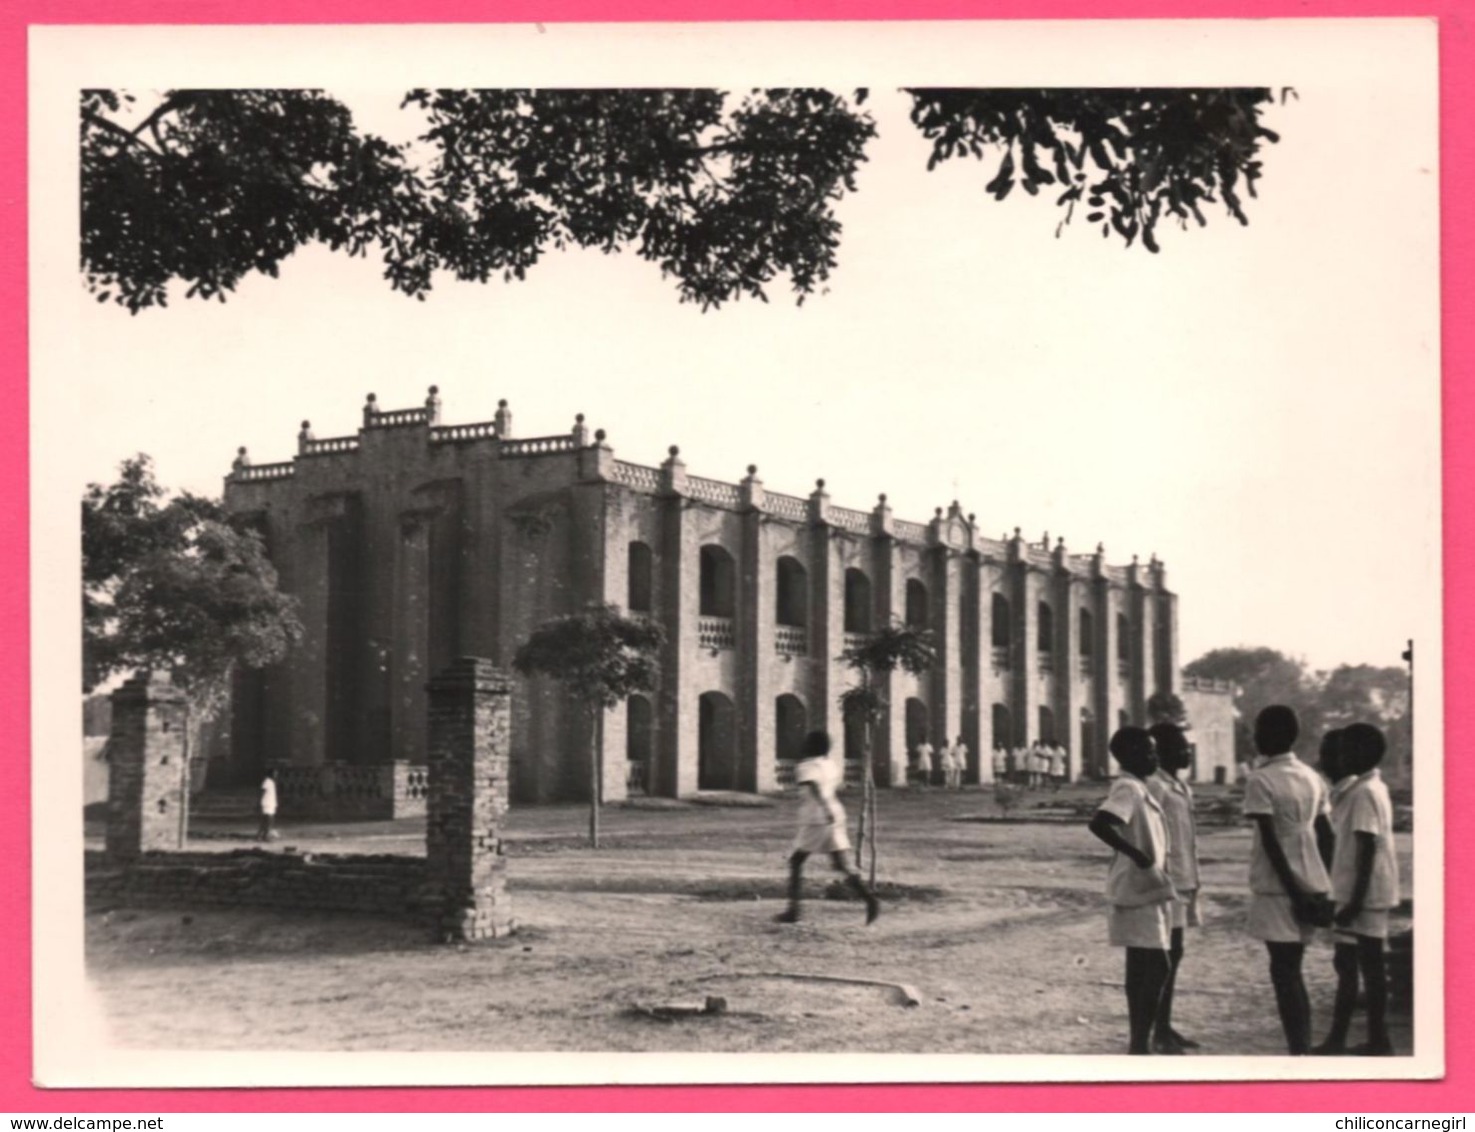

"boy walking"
[1315,722,1400,1056]
[777,730,880,926]
[256,767,278,842]
[1243,705,1333,1055]
[1147,723,1202,1053]
[1089,726,1177,1055]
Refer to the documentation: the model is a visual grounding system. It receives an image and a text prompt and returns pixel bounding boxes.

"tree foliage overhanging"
[81,86,1284,314]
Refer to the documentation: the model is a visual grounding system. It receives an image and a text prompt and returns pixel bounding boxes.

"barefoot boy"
[1089,727,1176,1055]
[1146,723,1201,1053]
[777,730,881,926]
[1243,705,1333,1055]
[1316,722,1400,1056]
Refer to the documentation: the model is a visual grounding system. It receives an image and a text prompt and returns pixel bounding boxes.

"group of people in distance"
[993,740,1069,790]
[1090,705,1400,1057]
[909,735,969,789]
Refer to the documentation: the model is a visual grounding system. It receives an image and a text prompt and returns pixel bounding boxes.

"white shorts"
[1248,893,1317,944]
[1109,901,1172,950]
[1333,905,1391,943]
[792,821,851,856]
[1171,889,1203,930]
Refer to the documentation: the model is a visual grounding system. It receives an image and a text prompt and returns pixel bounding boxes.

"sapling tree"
[838,622,938,886]
[512,603,665,848]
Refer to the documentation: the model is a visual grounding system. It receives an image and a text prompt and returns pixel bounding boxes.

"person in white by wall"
[947,736,967,790]
[257,767,278,842]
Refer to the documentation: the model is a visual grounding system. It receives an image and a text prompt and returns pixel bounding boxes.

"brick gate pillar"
[105,671,188,861]
[425,658,515,941]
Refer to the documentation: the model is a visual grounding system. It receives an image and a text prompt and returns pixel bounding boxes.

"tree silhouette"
[512,603,664,848]
[82,86,1285,313]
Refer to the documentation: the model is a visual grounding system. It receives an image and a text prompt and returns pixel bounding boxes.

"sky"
[59,27,1441,675]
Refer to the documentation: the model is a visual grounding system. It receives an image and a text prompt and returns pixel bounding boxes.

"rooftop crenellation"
[227,387,1161,577]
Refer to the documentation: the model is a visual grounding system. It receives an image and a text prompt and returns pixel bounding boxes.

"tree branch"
[83,109,163,157]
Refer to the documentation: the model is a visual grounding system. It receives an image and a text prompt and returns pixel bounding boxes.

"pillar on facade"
[425,658,515,942]
[105,671,189,861]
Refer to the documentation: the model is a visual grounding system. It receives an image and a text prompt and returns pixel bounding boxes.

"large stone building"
[217,388,1196,808]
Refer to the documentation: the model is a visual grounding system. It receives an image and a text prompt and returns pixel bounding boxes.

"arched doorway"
[698,691,739,791]
[775,694,806,763]
[1080,707,1097,780]
[1038,704,1057,745]
[991,702,1013,751]
[626,694,653,795]
[844,568,873,634]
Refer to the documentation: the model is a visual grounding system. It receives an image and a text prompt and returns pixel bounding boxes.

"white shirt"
[993,749,1007,771]
[915,742,934,769]
[1147,768,1199,890]
[260,776,278,816]
[1097,775,1171,905]
[1330,769,1399,909]
[1048,749,1066,775]
[793,755,843,828]
[1243,752,1331,895]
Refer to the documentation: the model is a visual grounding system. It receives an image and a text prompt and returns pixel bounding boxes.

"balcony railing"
[775,761,798,788]
[991,645,1011,671]
[1079,654,1093,677]
[1038,651,1055,675]
[1117,659,1132,680]
[843,631,872,653]
[698,615,736,651]
[775,624,809,657]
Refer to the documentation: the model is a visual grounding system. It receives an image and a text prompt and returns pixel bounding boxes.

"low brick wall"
[274,761,429,821]
[85,849,429,920]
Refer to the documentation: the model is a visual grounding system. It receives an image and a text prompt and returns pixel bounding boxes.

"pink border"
[6,1,1469,1113]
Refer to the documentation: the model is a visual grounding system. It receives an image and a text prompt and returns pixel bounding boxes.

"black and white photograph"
[30,20,1442,1086]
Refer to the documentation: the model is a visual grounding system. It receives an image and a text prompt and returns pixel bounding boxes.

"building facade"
[218,389,1186,807]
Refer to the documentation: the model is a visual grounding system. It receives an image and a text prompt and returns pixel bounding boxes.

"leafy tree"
[1146,690,1188,727]
[82,86,1285,314]
[512,603,665,848]
[838,622,938,885]
[1183,646,1321,763]
[83,455,304,845]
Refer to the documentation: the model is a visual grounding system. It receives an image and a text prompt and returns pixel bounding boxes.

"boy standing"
[913,736,934,788]
[947,736,967,790]
[1315,722,1400,1056]
[777,730,881,926]
[1147,723,1202,1054]
[1089,727,1177,1055]
[1243,705,1333,1055]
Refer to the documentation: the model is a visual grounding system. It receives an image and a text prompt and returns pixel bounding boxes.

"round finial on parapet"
[879,493,887,504]
[1132,554,1139,564]
[669,445,680,458]
[595,429,607,443]
[747,464,757,476]
[429,384,439,395]
[232,446,250,473]
[935,507,943,518]
[576,413,585,423]
[968,512,976,523]
[237,445,247,456]
[1096,542,1104,554]
[301,420,311,430]
[571,413,590,445]
[1013,526,1022,539]
[952,498,959,508]
[1057,536,1065,547]
[1042,530,1050,547]
[499,399,508,408]
[816,478,826,490]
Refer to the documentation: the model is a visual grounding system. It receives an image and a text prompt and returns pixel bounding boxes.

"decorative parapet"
[430,421,499,445]
[1182,676,1234,695]
[301,435,361,456]
[698,615,736,651]
[829,505,871,536]
[501,435,579,458]
[765,492,808,522]
[610,459,662,492]
[894,519,929,543]
[366,407,432,429]
[235,461,296,483]
[687,475,742,508]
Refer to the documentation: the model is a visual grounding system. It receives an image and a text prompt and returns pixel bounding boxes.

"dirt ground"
[83,785,1414,1056]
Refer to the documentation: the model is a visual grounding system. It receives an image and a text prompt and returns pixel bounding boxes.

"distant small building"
[1181,676,1237,785]
[216,389,1185,810]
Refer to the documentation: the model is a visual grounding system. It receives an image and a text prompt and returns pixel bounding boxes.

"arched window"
[698,691,738,791]
[905,698,929,753]
[1118,708,1131,731]
[699,545,736,618]
[905,579,929,629]
[1117,612,1131,662]
[776,556,808,628]
[844,568,873,633]
[627,541,653,613]
[991,593,1011,649]
[1037,601,1055,652]
[775,695,806,762]
[1038,705,1056,745]
[1079,607,1095,656]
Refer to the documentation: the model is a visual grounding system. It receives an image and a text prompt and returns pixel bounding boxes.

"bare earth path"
[83,786,1414,1056]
